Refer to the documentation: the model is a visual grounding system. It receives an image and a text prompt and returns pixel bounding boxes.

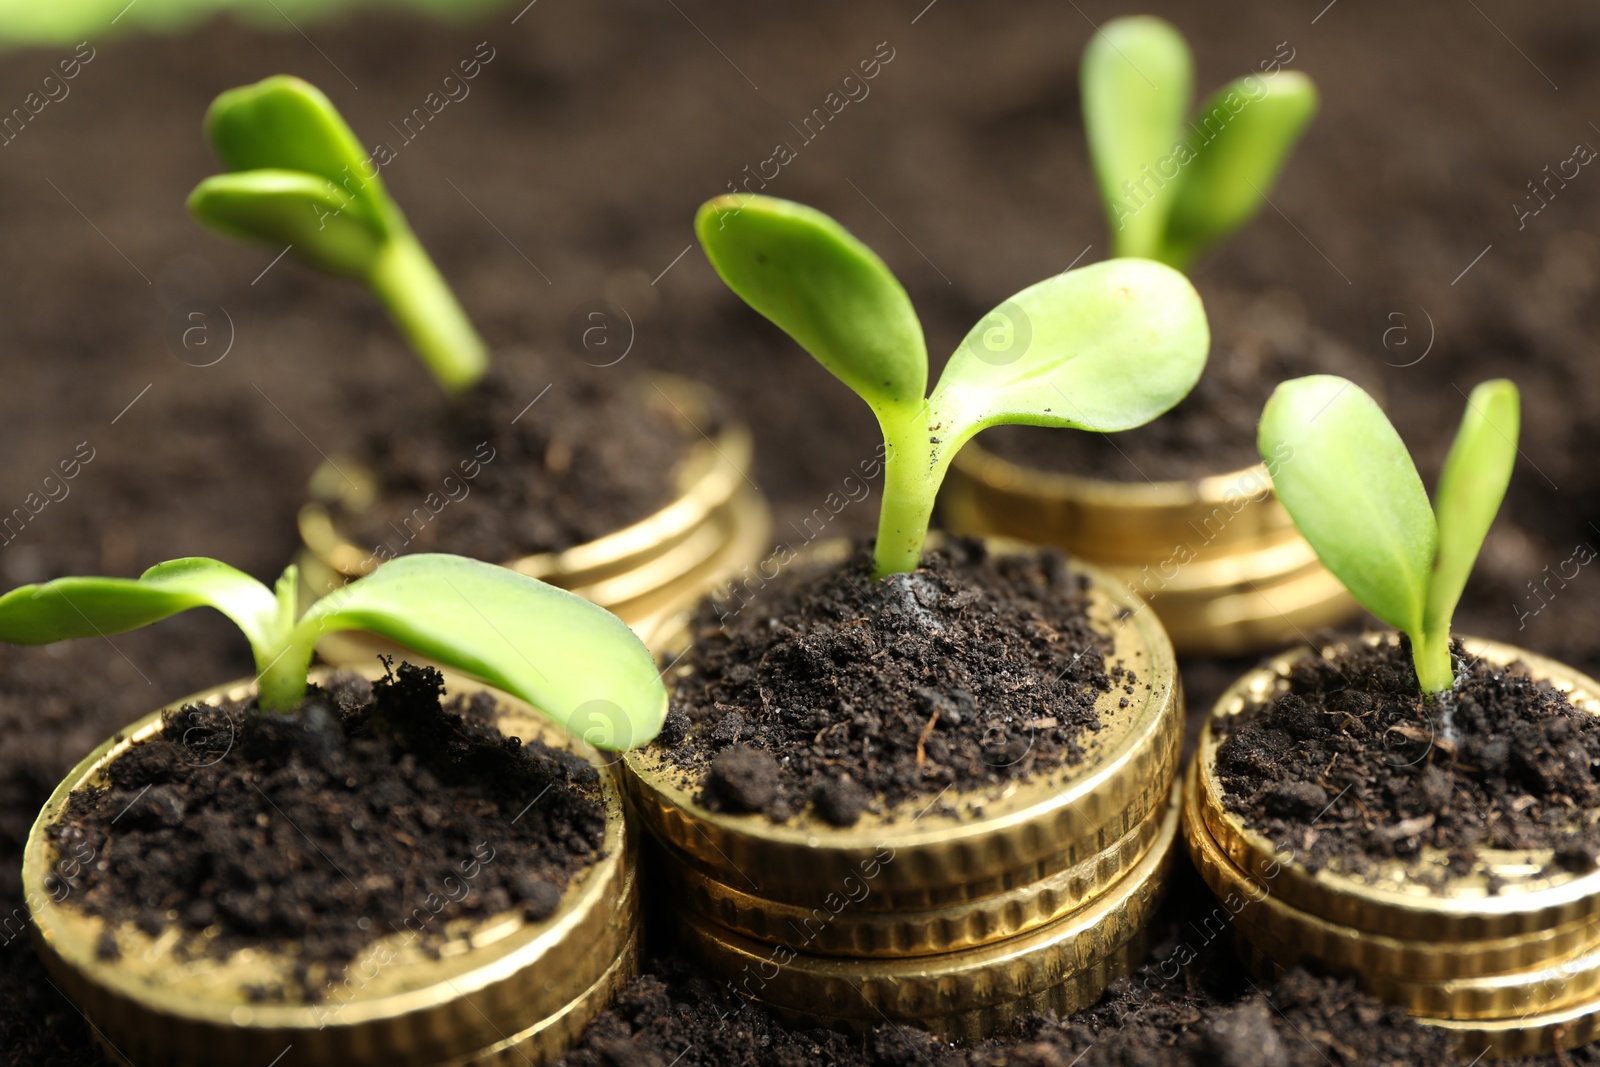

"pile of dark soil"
[1216,637,1600,878]
[661,538,1123,827]
[46,662,604,998]
[557,863,1464,1067]
[339,355,700,561]
[980,288,1377,481]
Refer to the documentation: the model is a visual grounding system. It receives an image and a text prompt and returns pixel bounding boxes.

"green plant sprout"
[1260,376,1520,695]
[188,76,487,393]
[696,194,1209,579]
[1082,16,1318,269]
[0,553,665,748]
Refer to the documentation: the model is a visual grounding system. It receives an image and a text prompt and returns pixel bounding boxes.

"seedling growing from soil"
[1083,16,1318,269]
[0,553,665,746]
[188,75,487,393]
[1260,375,1520,695]
[697,194,1209,578]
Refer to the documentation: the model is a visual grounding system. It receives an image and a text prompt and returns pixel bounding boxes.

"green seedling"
[188,76,487,393]
[696,194,1209,578]
[0,553,665,748]
[1260,376,1520,695]
[1082,16,1318,269]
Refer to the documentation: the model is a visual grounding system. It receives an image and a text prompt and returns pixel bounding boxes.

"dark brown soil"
[557,862,1463,1067]
[1216,636,1600,879]
[661,538,1123,827]
[45,662,604,1000]
[979,289,1379,481]
[337,357,701,562]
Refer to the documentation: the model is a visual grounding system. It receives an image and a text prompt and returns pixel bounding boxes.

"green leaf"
[188,170,385,278]
[301,555,667,750]
[932,258,1209,445]
[1423,380,1519,649]
[0,558,280,653]
[1259,376,1436,636]
[1081,16,1193,260]
[695,195,927,419]
[1162,72,1319,269]
[204,75,386,227]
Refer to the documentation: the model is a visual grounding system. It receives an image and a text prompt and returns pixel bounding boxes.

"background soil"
[1,0,1598,1062]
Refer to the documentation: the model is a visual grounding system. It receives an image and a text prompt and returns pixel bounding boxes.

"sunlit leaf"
[1259,376,1436,636]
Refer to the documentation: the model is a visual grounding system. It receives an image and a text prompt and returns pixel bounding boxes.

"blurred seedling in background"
[1083,15,1318,269]
[1260,376,1520,699]
[0,553,666,748]
[189,76,487,393]
[696,194,1210,578]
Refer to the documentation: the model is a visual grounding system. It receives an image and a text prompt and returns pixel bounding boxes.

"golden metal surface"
[940,441,1358,655]
[297,373,767,631]
[943,441,1294,562]
[429,924,641,1067]
[622,540,1183,909]
[1183,770,1600,981]
[1237,931,1600,1059]
[680,783,1180,1038]
[24,667,636,1067]
[660,785,1167,957]
[1194,633,1600,942]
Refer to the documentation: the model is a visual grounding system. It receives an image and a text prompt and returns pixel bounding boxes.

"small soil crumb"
[663,538,1122,827]
[46,662,606,1000]
[1216,636,1600,879]
[340,354,701,560]
[979,288,1376,481]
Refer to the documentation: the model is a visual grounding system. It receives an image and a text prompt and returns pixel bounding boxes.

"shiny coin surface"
[1239,916,1600,1021]
[25,668,635,1067]
[679,781,1179,1039]
[1194,634,1600,943]
[1184,769,1600,981]
[661,783,1168,957]
[624,541,1182,910]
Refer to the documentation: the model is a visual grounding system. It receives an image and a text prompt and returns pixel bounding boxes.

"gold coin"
[677,780,1179,1039]
[1194,633,1600,943]
[943,440,1296,563]
[659,782,1168,957]
[940,444,1357,655]
[429,922,641,1067]
[1413,988,1600,1059]
[1243,911,1600,1021]
[25,667,635,1067]
[1183,769,1600,981]
[623,540,1182,909]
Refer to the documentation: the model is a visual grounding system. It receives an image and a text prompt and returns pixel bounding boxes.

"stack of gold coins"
[622,554,1187,1041]
[296,373,772,662]
[1183,639,1600,1060]
[25,671,643,1067]
[940,445,1355,656]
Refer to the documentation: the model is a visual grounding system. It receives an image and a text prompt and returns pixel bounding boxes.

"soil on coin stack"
[336,356,703,562]
[46,663,604,1000]
[659,538,1127,828]
[1215,637,1600,879]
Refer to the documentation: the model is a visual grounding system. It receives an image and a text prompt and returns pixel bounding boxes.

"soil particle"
[663,539,1118,827]
[338,356,700,562]
[1216,636,1600,879]
[45,662,606,1000]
